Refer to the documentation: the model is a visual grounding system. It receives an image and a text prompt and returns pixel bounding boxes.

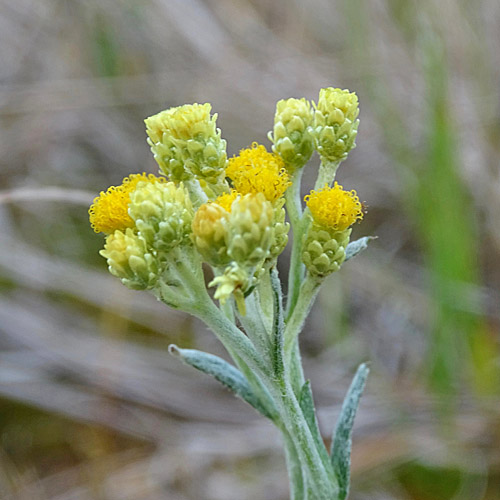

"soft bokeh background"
[1,0,500,499]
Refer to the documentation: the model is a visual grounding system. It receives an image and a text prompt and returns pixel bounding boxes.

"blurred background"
[1,0,500,498]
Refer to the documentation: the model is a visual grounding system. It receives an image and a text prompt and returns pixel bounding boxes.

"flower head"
[129,181,194,253]
[226,143,291,202]
[269,98,314,171]
[305,182,363,231]
[89,173,164,234]
[214,190,239,212]
[100,228,159,290]
[192,201,231,266]
[226,192,274,266]
[313,87,359,162]
[315,88,359,125]
[145,103,227,186]
[145,103,214,143]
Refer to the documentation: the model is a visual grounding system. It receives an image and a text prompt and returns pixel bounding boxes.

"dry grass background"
[1,0,500,499]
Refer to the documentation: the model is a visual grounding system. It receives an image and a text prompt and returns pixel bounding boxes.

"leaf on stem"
[330,363,369,500]
[168,344,272,418]
[271,267,285,377]
[299,380,328,460]
[344,236,377,262]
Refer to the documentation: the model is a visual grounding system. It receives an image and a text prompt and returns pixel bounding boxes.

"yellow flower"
[214,190,239,212]
[305,182,363,231]
[226,143,291,202]
[89,173,164,234]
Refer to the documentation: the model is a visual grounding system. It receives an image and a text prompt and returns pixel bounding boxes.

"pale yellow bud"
[145,103,227,185]
[129,181,193,254]
[302,224,351,278]
[191,202,231,266]
[226,193,275,266]
[269,98,314,171]
[313,88,359,162]
[100,229,159,289]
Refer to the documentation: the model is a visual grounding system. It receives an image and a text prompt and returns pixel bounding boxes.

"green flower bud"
[129,181,194,255]
[313,88,359,162]
[100,229,159,290]
[302,222,351,278]
[227,193,274,266]
[268,201,289,261]
[145,103,227,185]
[191,202,231,266]
[269,98,314,172]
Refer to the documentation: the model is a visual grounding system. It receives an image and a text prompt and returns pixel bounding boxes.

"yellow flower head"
[214,190,239,212]
[226,143,291,202]
[305,182,363,231]
[89,173,164,234]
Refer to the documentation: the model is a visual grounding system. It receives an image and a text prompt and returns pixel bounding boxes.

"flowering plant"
[89,88,372,500]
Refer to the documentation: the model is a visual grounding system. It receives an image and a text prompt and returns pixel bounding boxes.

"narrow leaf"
[345,236,376,262]
[169,344,271,418]
[270,267,285,377]
[299,381,330,464]
[331,363,369,500]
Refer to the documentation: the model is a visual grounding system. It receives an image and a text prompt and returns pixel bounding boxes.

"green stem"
[282,429,306,500]
[275,379,338,499]
[193,297,270,379]
[271,267,285,378]
[285,169,306,319]
[220,299,235,323]
[313,159,341,191]
[230,349,279,421]
[285,276,321,360]
[289,338,306,396]
[163,238,336,498]
[237,291,273,359]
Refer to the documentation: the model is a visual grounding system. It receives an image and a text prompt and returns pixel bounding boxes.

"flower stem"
[313,159,341,190]
[274,379,338,499]
[285,169,305,315]
[285,275,321,360]
[282,429,306,500]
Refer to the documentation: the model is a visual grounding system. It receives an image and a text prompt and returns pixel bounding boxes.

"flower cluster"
[89,88,364,308]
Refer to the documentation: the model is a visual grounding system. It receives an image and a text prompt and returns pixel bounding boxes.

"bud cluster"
[192,192,280,306]
[302,225,351,277]
[100,228,159,290]
[270,98,314,172]
[145,103,227,186]
[313,87,359,162]
[129,181,193,255]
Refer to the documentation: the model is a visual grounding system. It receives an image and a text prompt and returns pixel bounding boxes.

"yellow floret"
[305,182,363,231]
[89,173,164,234]
[214,190,239,212]
[226,143,291,202]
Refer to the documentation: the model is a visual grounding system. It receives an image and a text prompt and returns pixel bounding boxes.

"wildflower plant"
[89,89,373,500]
